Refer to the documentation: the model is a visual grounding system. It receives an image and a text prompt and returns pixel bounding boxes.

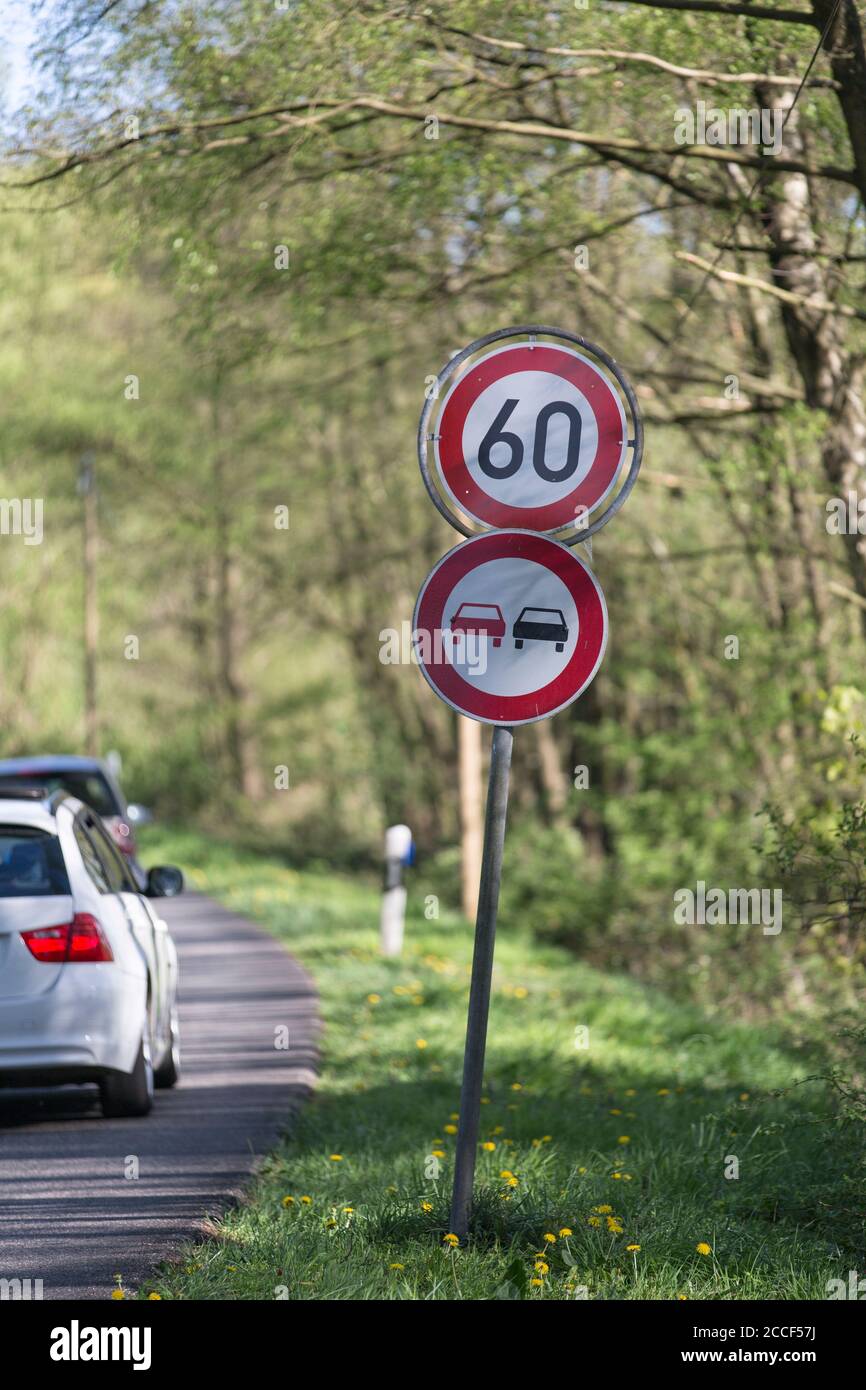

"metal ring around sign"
[417,324,644,545]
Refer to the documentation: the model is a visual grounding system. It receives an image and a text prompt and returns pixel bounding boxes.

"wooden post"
[458,715,483,920]
[79,455,99,756]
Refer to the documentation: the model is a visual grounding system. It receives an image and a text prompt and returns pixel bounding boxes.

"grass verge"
[136,825,861,1300]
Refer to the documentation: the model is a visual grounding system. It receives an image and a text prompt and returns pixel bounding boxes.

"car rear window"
[0,827,71,897]
[0,770,120,817]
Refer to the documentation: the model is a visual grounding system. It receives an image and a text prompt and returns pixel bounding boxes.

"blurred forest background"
[2,0,866,1027]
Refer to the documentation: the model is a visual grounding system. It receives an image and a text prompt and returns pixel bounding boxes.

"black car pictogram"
[512,606,569,652]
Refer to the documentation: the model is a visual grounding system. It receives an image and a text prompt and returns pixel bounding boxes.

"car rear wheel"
[100,1030,154,1118]
[154,1006,181,1089]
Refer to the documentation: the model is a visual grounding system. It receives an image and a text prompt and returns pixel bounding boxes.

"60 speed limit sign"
[420,330,641,537]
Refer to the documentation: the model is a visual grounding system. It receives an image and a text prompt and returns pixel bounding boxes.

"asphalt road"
[0,891,319,1299]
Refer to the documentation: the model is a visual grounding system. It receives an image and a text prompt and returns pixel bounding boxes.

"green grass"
[135,826,862,1301]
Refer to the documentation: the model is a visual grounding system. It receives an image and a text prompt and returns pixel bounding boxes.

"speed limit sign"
[419,327,641,540]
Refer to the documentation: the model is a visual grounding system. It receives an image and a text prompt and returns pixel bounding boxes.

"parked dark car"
[0,756,151,889]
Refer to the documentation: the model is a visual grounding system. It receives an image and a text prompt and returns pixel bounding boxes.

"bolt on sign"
[413,327,643,1239]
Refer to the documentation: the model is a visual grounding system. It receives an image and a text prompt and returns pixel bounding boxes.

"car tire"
[514,639,524,649]
[154,1006,181,1089]
[100,1031,154,1118]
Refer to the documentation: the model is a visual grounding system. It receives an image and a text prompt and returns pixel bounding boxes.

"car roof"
[0,791,86,831]
[0,798,60,832]
[0,755,110,773]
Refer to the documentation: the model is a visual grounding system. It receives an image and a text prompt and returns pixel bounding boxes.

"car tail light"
[111,821,137,857]
[21,914,113,963]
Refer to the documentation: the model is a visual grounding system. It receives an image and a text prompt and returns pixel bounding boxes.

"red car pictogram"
[449,602,505,647]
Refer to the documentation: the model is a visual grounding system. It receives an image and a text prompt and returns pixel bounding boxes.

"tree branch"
[6,95,857,191]
[676,250,866,321]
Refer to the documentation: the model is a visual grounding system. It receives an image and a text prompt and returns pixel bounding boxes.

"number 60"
[477,398,582,482]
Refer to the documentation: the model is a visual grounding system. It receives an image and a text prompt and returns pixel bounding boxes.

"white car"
[0,784,183,1117]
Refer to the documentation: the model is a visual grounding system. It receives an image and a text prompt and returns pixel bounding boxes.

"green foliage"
[500,823,620,950]
[131,828,864,1301]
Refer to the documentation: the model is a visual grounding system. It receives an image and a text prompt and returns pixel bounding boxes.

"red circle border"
[435,344,626,531]
[413,531,608,725]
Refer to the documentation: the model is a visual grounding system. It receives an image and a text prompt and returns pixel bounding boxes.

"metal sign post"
[413,326,642,1239]
[449,724,513,1239]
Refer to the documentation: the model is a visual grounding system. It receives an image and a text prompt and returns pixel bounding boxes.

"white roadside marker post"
[380,823,413,957]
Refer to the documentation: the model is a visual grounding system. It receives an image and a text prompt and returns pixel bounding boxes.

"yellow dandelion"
[500,1169,514,1180]
[587,1216,601,1227]
[444,1123,458,1135]
[329,1154,343,1162]
[432,1149,445,1159]
[617,1135,631,1145]
[390,1262,404,1270]
[626,1244,641,1252]
[421,1201,433,1212]
[506,1176,519,1188]
[696,1242,712,1256]
[367,993,381,1004]
[657,1088,670,1096]
[530,1277,544,1286]
[514,987,528,999]
[594,1205,613,1214]
[543,1232,557,1243]
[609,1108,622,1115]
[480,1141,495,1152]
[300,1195,312,1204]
[443,1233,459,1247]
[559,1227,573,1237]
[281,1195,295,1207]
[111,1290,124,1300]
[510,1082,522,1091]
[534,1261,549,1275]
[342,1207,354,1213]
[147,1292,162,1300]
